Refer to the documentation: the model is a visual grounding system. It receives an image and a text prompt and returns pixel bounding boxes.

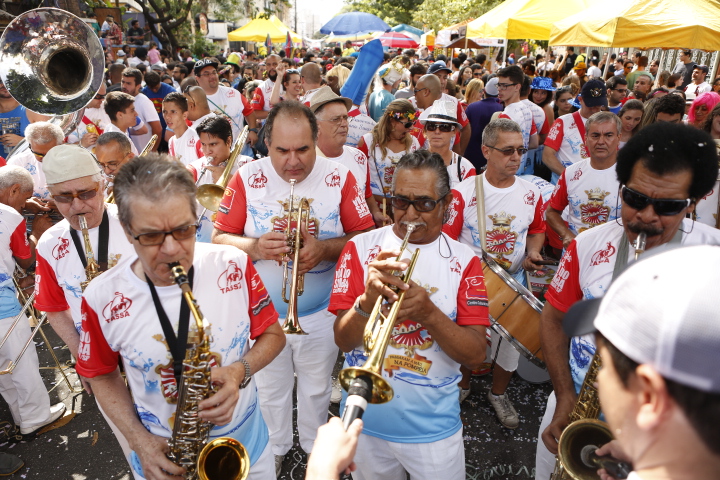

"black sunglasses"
[485,145,529,156]
[390,195,443,212]
[621,186,691,216]
[425,123,455,132]
[392,118,414,129]
[130,224,198,246]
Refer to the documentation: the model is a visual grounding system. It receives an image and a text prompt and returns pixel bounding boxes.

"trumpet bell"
[196,184,226,212]
[197,437,250,480]
[557,419,613,480]
[339,367,393,404]
[0,8,104,115]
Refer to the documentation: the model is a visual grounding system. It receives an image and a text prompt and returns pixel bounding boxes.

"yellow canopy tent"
[549,0,720,51]
[228,15,301,44]
[466,0,591,40]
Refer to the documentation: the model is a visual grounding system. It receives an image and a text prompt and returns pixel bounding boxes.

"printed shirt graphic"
[34,204,135,332]
[328,226,489,443]
[346,106,376,149]
[214,156,374,325]
[522,99,548,136]
[67,107,112,147]
[76,243,277,464]
[168,126,203,166]
[0,204,30,318]
[322,146,372,199]
[549,160,621,235]
[444,174,545,274]
[498,101,538,167]
[544,112,589,168]
[207,85,253,140]
[251,78,276,112]
[358,132,421,197]
[546,219,720,395]
[8,149,50,200]
[694,178,720,228]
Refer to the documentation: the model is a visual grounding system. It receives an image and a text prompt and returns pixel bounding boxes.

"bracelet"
[239,358,252,389]
[353,298,371,318]
[249,128,259,133]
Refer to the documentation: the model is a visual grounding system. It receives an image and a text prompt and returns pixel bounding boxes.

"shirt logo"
[325,168,341,187]
[52,237,71,260]
[524,189,536,205]
[332,252,352,294]
[571,169,583,181]
[464,275,488,307]
[102,292,133,323]
[590,241,617,266]
[547,122,561,142]
[353,151,366,165]
[78,329,91,362]
[217,260,243,294]
[352,184,370,218]
[448,256,461,274]
[248,170,268,189]
[364,245,381,265]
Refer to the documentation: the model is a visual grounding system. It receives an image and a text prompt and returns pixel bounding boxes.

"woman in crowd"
[269,63,303,107]
[687,92,720,129]
[530,76,556,131]
[457,66,473,96]
[653,70,670,91]
[463,78,484,108]
[552,86,575,119]
[712,76,720,94]
[618,99,644,148]
[666,73,683,91]
[326,65,350,95]
[421,104,475,187]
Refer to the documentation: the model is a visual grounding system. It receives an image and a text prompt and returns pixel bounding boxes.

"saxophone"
[79,215,102,291]
[168,263,249,480]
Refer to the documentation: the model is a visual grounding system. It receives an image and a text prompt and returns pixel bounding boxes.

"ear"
[634,364,673,431]
[481,144,491,159]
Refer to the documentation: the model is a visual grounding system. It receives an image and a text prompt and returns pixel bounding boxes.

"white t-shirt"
[685,81,712,95]
[0,203,30,319]
[694,179,719,228]
[320,145,372,200]
[346,106,376,149]
[359,132,420,197]
[214,156,375,327]
[299,87,321,107]
[104,123,139,155]
[444,174,545,273]
[328,226,489,443]
[522,98,546,137]
[498,101,538,168]
[587,66,602,78]
[130,92,161,154]
[549,160,621,235]
[545,111,590,168]
[7,149,49,200]
[546,219,720,394]
[206,85,253,140]
[190,112,217,130]
[75,243,278,465]
[34,204,136,332]
[446,153,477,188]
[67,107,112,148]
[251,78,276,113]
[168,127,202,166]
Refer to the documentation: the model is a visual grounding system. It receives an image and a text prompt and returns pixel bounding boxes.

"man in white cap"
[32,144,137,474]
[562,245,720,480]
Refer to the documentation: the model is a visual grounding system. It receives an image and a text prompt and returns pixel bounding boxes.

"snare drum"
[482,255,545,368]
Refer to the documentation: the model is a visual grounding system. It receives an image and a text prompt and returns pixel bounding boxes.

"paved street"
[1,330,551,479]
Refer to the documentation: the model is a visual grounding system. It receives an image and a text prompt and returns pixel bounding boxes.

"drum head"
[517,355,551,384]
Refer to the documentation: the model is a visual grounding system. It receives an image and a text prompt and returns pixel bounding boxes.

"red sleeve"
[528,195,545,235]
[357,137,369,157]
[456,102,469,128]
[442,190,465,240]
[251,88,264,111]
[498,112,511,120]
[214,171,248,235]
[10,221,30,259]
[364,158,372,199]
[457,255,490,326]
[328,242,366,314]
[187,164,198,182]
[464,167,476,179]
[75,297,120,378]
[241,94,253,116]
[540,115,551,135]
[245,256,279,339]
[195,138,203,158]
[530,120,538,136]
[545,240,583,313]
[410,119,425,146]
[0,156,5,167]
[34,253,70,312]
[544,118,565,151]
[549,170,570,212]
[339,173,375,233]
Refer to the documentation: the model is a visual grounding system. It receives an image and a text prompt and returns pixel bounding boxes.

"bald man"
[251,54,281,120]
[184,86,216,128]
[299,63,323,107]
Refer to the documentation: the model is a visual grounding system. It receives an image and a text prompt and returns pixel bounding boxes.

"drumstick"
[382,197,387,226]
[534,259,559,266]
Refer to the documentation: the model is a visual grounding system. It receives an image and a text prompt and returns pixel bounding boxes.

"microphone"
[580,445,632,479]
[341,375,372,431]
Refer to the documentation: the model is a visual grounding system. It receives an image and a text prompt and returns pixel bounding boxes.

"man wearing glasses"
[444,118,545,427]
[7,122,63,207]
[534,122,720,480]
[33,145,137,474]
[496,66,538,173]
[194,58,259,145]
[330,150,489,480]
[605,76,628,115]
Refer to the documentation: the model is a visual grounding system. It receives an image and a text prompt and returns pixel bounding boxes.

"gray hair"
[25,121,64,145]
[585,111,622,135]
[112,154,196,228]
[96,132,133,155]
[482,118,522,146]
[391,150,451,199]
[0,165,33,192]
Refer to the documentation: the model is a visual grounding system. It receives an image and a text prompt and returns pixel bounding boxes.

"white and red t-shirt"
[251,78,277,113]
[168,127,203,166]
[214,156,375,327]
[549,160,621,235]
[346,106,376,149]
[498,101,538,169]
[545,111,590,169]
[0,203,30,319]
[444,174,545,273]
[207,85,254,140]
[694,178,720,228]
[359,132,421,197]
[75,243,277,464]
[329,226,489,442]
[299,87,321,107]
[446,153,476,188]
[320,146,372,199]
[67,107,112,147]
[546,219,720,395]
[522,99,548,136]
[130,93,161,154]
[191,113,217,130]
[8,149,49,200]
[104,123,139,155]
[34,204,135,332]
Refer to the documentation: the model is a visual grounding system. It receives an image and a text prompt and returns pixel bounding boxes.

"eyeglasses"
[413,87,427,95]
[51,185,100,204]
[473,72,483,77]
[94,94,106,100]
[390,195,443,212]
[97,160,120,170]
[130,223,198,246]
[496,82,518,90]
[29,147,47,159]
[485,145,529,156]
[621,186,692,216]
[198,70,218,77]
[425,123,455,132]
[612,88,628,94]
[392,118,414,129]
[318,114,349,125]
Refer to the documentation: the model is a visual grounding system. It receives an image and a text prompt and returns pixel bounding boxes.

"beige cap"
[308,86,352,113]
[43,144,101,185]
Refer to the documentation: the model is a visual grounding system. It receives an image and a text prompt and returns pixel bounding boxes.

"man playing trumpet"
[329,150,489,480]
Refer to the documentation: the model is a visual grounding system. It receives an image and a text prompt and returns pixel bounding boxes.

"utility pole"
[294,0,297,33]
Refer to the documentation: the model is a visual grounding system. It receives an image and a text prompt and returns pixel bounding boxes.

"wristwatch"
[248,128,259,133]
[239,358,252,389]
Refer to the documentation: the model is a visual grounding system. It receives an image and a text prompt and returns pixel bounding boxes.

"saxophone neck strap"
[69,209,110,271]
[146,267,195,384]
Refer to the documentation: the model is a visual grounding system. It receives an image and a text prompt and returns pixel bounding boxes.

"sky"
[291,0,346,38]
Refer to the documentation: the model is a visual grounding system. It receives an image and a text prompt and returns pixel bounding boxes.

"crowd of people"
[0,30,719,480]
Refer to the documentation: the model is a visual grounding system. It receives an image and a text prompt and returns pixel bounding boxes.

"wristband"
[249,128,259,133]
[353,298,371,318]
[239,358,252,389]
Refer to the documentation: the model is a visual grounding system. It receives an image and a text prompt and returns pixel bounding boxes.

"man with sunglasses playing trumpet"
[444,118,545,426]
[534,122,720,480]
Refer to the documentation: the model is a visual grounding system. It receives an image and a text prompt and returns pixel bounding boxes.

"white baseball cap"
[43,144,101,185]
[563,245,720,394]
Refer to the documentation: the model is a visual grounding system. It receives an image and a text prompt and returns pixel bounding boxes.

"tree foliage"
[413,0,502,32]
[343,0,425,28]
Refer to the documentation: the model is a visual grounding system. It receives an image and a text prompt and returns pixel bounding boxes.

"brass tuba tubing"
[281,179,309,335]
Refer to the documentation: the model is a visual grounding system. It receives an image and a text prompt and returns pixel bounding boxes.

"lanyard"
[69,209,109,271]
[145,267,195,383]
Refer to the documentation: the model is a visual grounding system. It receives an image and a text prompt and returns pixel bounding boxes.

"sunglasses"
[52,185,100,204]
[390,195,442,212]
[130,224,198,246]
[621,186,691,216]
[425,123,455,132]
[485,145,529,156]
[392,118,414,129]
[30,147,47,159]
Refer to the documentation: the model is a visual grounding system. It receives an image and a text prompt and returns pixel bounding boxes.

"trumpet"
[280,179,310,335]
[339,222,421,404]
[197,126,249,212]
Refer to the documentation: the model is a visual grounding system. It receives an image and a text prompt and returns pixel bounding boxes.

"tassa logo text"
[217,260,244,294]
[102,292,133,323]
[52,237,71,260]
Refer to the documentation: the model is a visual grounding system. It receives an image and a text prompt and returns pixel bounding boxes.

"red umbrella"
[377,31,419,49]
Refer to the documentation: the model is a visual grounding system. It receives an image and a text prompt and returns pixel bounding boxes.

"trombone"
[339,222,421,403]
[280,179,310,335]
